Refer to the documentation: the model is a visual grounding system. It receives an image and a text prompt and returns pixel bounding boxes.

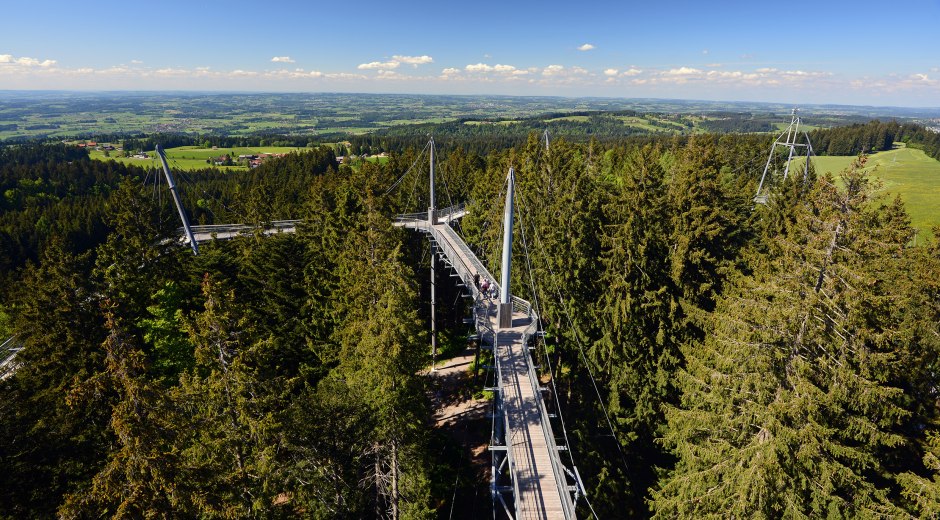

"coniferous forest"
[2,120,940,518]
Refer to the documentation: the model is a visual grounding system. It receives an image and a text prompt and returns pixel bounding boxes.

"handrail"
[490,314,522,515]
[522,329,576,519]
[185,219,301,233]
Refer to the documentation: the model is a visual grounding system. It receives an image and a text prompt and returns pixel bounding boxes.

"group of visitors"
[474,274,498,301]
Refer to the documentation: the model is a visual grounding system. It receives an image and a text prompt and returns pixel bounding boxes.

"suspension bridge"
[169,135,585,518]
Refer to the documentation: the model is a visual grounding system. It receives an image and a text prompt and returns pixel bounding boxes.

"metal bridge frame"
[755,109,815,204]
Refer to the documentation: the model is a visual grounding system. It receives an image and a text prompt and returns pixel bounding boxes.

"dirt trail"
[427,346,490,464]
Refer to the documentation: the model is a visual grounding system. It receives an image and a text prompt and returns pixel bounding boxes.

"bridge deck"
[399,214,571,520]
[490,305,565,519]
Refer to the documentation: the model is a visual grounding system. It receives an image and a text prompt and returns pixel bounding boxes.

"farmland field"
[3,92,936,142]
[807,145,940,242]
[88,145,307,172]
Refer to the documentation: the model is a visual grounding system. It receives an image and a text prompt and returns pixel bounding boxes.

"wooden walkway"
[396,211,574,520]
[487,305,566,519]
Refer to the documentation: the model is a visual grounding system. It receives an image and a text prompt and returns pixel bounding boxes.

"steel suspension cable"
[521,141,631,480]
[514,185,600,519]
[383,139,432,197]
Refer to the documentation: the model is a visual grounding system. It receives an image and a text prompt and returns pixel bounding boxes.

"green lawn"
[803,145,940,243]
[616,115,667,132]
[88,145,307,172]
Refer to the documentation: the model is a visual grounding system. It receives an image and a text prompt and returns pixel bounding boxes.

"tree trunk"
[391,439,399,520]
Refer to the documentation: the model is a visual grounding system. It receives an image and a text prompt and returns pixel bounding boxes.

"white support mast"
[156,144,199,255]
[497,167,515,329]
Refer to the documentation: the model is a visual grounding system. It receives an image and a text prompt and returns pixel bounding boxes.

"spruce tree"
[59,302,181,519]
[0,238,109,516]
[588,145,678,515]
[653,161,916,518]
[329,192,433,519]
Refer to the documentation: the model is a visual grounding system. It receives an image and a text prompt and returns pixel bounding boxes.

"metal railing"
[177,219,301,244]
[184,219,301,234]
[0,336,22,380]
[393,203,466,227]
[522,329,577,519]
[482,310,523,517]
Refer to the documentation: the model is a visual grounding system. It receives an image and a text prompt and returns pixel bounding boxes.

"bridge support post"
[498,167,515,329]
[498,304,513,329]
[430,239,437,370]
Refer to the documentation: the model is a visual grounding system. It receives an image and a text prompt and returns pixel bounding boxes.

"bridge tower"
[754,109,815,204]
[497,167,515,329]
[156,144,199,255]
[429,137,438,369]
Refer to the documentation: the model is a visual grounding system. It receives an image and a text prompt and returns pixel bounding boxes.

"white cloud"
[324,72,367,80]
[441,67,460,75]
[604,68,619,76]
[577,43,595,51]
[357,55,433,71]
[702,49,709,55]
[542,64,565,76]
[358,60,399,70]
[130,59,143,65]
[271,56,295,63]
[466,63,494,72]
[465,63,521,74]
[98,66,131,75]
[781,69,830,78]
[623,68,642,76]
[664,67,702,76]
[393,55,433,66]
[0,54,57,68]
[155,68,189,76]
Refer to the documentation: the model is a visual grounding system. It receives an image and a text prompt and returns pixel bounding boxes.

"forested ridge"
[2,121,940,518]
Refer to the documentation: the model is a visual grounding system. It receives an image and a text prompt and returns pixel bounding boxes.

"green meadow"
[804,145,940,242]
[88,145,307,172]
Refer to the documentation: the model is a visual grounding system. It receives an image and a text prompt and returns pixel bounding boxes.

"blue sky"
[2,0,939,106]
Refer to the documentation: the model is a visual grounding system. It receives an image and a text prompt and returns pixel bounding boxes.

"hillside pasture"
[803,145,940,242]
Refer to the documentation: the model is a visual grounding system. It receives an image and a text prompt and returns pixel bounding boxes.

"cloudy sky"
[1,0,939,106]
